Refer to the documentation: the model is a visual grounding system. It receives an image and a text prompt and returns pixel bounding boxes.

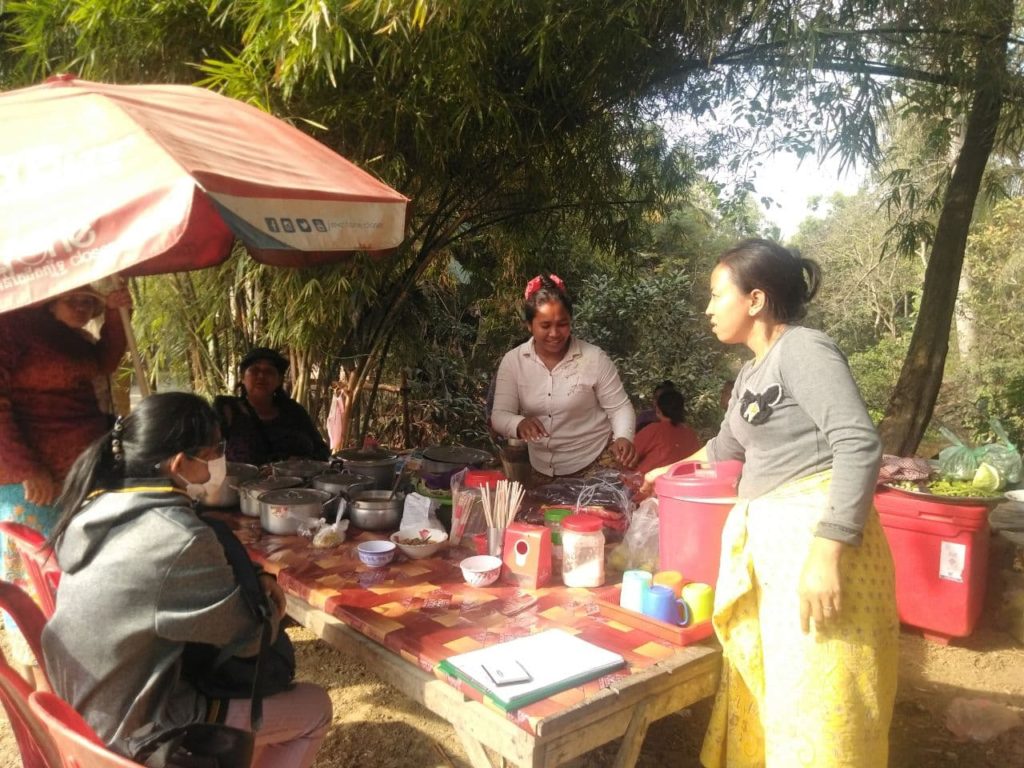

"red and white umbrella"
[0,75,409,391]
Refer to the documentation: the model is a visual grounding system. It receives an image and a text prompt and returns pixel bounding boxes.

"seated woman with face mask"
[42,392,332,767]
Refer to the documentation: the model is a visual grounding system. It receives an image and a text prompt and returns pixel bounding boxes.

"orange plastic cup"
[652,570,685,598]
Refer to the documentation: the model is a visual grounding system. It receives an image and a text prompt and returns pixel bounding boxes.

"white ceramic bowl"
[459,555,502,587]
[356,539,397,568]
[390,528,448,559]
[1004,489,1024,503]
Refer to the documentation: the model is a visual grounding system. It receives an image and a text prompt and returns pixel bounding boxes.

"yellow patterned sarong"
[700,471,899,768]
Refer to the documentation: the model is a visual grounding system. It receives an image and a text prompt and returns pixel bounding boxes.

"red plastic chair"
[30,691,144,767]
[0,581,61,767]
[0,521,61,618]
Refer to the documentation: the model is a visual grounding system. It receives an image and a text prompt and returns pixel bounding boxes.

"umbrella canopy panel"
[0,75,409,313]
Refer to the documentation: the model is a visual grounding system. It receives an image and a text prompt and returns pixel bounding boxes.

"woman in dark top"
[214,348,330,465]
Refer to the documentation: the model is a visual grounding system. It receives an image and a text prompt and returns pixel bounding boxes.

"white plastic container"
[560,514,605,587]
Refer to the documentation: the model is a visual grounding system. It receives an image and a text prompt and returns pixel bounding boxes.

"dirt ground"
[2,543,1023,767]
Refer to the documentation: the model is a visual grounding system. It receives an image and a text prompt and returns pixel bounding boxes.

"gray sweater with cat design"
[708,326,881,544]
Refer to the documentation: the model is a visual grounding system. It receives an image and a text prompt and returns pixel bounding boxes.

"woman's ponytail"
[49,430,121,547]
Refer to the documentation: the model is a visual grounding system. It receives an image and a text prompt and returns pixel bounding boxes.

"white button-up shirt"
[490,337,635,476]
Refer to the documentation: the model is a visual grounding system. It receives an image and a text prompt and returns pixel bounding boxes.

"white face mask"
[180,454,227,502]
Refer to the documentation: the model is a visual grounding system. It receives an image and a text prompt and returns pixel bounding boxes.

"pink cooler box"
[654,460,742,585]
[874,487,990,642]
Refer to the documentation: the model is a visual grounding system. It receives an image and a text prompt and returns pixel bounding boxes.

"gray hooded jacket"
[41,482,273,758]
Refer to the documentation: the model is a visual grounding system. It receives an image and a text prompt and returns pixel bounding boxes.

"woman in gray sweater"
[649,240,898,767]
[42,392,331,767]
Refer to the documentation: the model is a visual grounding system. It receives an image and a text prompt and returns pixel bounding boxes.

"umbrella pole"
[120,305,152,398]
[111,275,152,399]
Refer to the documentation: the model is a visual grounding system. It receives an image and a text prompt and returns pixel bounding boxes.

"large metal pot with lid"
[258,488,335,535]
[348,489,403,531]
[419,445,493,489]
[237,475,304,517]
[270,459,333,481]
[335,448,398,490]
[311,471,375,519]
[200,462,260,508]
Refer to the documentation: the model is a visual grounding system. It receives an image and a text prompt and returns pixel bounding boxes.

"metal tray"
[879,483,1003,506]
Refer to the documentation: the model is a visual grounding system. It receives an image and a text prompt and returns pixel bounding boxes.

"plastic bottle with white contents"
[560,514,605,588]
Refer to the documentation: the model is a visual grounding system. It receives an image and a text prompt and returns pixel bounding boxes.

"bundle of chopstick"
[480,479,525,530]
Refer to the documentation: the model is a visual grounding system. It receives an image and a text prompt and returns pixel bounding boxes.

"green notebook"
[436,628,626,711]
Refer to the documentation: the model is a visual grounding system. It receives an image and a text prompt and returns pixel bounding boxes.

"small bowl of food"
[356,539,397,568]
[390,527,448,559]
[1004,489,1024,503]
[459,555,502,587]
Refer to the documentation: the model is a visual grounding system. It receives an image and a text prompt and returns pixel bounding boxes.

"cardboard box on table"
[502,523,552,589]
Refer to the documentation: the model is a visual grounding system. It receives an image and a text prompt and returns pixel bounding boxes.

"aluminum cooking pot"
[258,487,335,535]
[311,471,375,520]
[200,462,260,508]
[349,489,404,531]
[336,448,398,490]
[270,459,333,481]
[237,475,304,517]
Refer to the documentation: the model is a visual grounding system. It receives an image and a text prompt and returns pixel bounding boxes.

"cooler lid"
[655,460,742,500]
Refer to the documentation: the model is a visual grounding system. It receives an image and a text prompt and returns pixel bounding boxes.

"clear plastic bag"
[938,427,983,481]
[610,497,659,572]
[981,417,1022,484]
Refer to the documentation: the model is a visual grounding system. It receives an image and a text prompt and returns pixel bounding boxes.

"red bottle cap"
[560,514,602,533]
[464,469,506,488]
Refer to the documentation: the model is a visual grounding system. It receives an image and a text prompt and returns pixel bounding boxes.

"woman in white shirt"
[490,274,637,479]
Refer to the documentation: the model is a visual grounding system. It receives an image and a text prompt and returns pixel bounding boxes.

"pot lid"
[271,459,332,475]
[258,488,331,505]
[422,445,492,466]
[314,471,373,485]
[240,475,303,492]
[226,462,260,477]
[337,448,398,465]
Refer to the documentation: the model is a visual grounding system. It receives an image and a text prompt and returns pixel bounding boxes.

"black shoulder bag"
[182,516,297,708]
[140,518,296,768]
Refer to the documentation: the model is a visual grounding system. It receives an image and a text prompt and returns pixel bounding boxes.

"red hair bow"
[524,273,566,300]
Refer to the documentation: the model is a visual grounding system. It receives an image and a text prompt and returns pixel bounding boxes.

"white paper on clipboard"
[939,540,966,582]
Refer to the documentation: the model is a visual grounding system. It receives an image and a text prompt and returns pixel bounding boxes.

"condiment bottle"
[560,513,605,588]
[543,506,573,576]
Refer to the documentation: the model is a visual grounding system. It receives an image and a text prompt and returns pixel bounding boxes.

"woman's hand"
[23,470,60,506]
[798,537,845,633]
[259,573,287,620]
[105,287,133,312]
[516,417,549,442]
[610,437,637,469]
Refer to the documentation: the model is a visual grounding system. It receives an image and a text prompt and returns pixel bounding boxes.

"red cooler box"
[654,460,742,585]
[874,487,990,642]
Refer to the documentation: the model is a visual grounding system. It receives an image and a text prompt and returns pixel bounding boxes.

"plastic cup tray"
[591,585,715,646]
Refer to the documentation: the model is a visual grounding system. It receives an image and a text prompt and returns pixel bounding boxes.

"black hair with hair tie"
[111,416,126,466]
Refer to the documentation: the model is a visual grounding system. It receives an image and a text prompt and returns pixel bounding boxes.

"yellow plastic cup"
[681,582,715,624]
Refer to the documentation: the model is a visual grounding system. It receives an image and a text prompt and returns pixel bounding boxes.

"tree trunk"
[877,1,1012,455]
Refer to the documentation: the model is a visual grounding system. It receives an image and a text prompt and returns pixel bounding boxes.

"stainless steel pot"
[270,459,333,481]
[258,488,335,535]
[200,462,260,508]
[420,445,492,475]
[336,448,398,490]
[238,475,304,517]
[311,472,375,520]
[349,489,403,531]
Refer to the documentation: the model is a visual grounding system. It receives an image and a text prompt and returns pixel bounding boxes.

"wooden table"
[215,513,721,768]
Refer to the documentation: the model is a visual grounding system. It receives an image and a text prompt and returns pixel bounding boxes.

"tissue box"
[502,523,552,589]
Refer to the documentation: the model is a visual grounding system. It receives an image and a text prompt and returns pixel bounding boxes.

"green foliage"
[572,266,727,435]
[847,334,911,421]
